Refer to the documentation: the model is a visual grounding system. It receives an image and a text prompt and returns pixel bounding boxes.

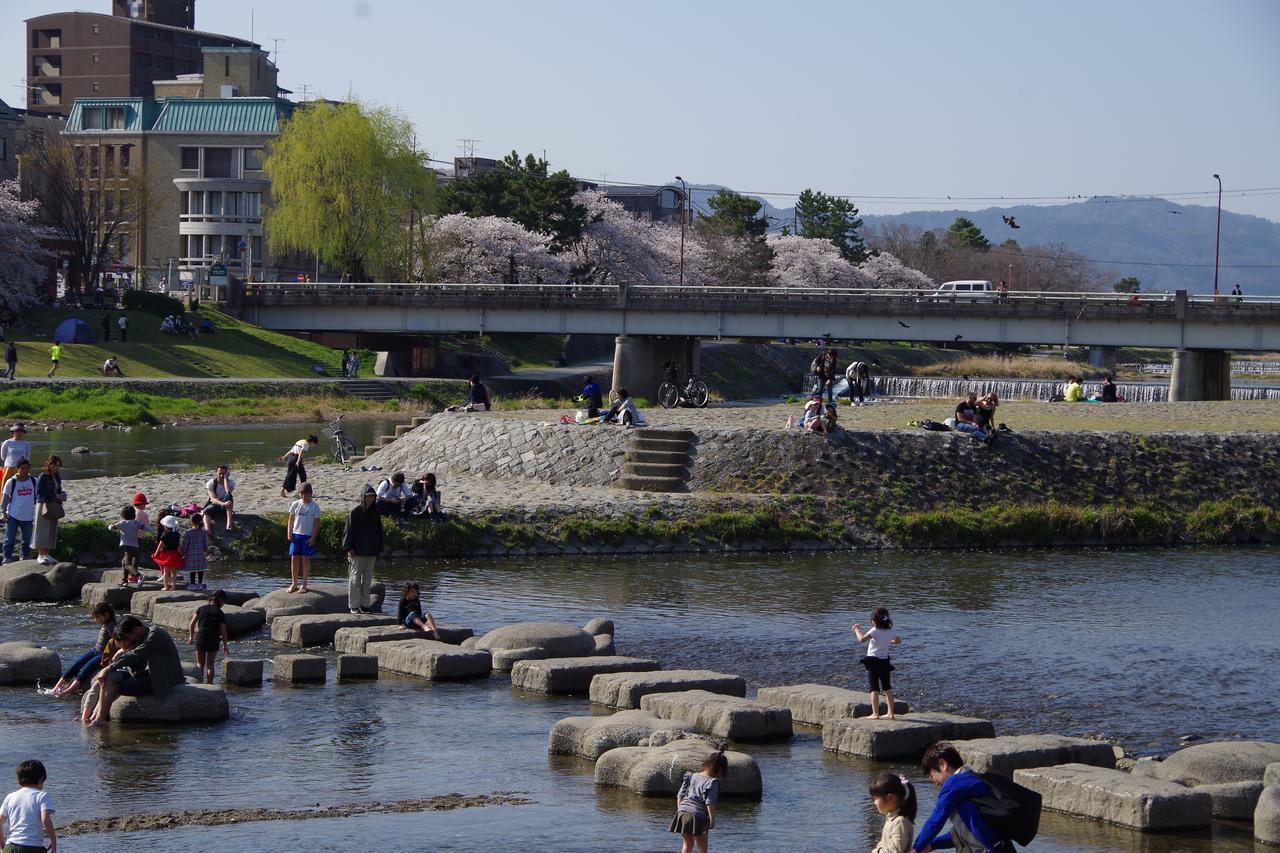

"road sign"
[209,261,228,286]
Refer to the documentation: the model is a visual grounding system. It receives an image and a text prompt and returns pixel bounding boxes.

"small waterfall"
[809,374,1280,402]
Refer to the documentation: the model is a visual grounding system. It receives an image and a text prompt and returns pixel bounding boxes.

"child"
[180,513,209,590]
[0,759,56,853]
[151,515,184,591]
[668,744,728,853]
[278,435,318,498]
[48,603,116,697]
[108,505,142,583]
[852,606,902,720]
[287,483,320,593]
[132,492,151,576]
[187,589,230,684]
[868,771,917,853]
[397,582,440,638]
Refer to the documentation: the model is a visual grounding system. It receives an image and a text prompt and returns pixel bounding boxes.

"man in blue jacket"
[914,742,1008,852]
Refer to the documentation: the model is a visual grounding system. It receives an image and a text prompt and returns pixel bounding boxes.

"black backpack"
[973,772,1041,847]
[920,419,951,432]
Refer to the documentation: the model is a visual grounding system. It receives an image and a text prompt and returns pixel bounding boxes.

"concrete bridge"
[242,283,1280,401]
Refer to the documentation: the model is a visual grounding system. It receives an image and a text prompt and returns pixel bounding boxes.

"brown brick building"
[25,0,256,118]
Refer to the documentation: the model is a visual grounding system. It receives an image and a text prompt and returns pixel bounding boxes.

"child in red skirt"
[152,515,185,590]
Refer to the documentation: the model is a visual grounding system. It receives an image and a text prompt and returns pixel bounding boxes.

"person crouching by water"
[580,374,604,419]
[669,744,728,853]
[343,485,382,615]
[277,435,318,499]
[187,589,230,684]
[912,742,1010,853]
[397,582,440,639]
[85,616,183,727]
[869,771,917,853]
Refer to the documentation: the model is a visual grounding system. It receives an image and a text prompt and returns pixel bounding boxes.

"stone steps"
[616,428,697,493]
[624,462,688,479]
[616,475,687,492]
[339,379,399,402]
[630,437,691,452]
[624,449,689,465]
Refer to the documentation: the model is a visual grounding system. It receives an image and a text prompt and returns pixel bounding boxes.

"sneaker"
[37,555,57,565]
[349,608,361,615]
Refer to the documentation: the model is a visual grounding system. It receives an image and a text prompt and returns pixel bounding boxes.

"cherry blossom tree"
[858,251,935,290]
[0,179,50,312]
[424,213,570,284]
[570,190,718,286]
[766,234,872,288]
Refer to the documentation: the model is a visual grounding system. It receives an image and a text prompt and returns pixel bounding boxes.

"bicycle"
[658,374,710,409]
[326,415,356,463]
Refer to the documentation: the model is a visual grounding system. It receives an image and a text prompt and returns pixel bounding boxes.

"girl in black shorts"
[187,589,230,684]
[853,606,903,719]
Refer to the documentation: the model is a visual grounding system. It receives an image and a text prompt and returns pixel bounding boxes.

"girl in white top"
[868,771,916,853]
[1,423,31,494]
[852,606,903,720]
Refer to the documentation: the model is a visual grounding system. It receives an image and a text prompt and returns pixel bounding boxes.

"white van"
[933,280,995,297]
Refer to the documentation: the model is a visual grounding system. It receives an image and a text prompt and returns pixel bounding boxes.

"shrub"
[123,289,185,316]
[52,520,119,562]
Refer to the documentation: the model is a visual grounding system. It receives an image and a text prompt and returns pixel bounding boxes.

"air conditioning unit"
[219,84,239,99]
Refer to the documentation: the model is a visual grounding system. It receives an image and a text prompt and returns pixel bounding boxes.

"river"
[1,548,1274,851]
[17,419,402,480]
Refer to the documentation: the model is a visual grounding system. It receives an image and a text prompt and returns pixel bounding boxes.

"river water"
[1,548,1274,851]
[19,419,401,480]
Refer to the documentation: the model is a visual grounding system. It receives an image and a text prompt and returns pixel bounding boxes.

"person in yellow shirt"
[1064,376,1083,402]
[46,343,62,379]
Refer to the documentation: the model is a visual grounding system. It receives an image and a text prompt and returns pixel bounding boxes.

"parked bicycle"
[327,415,357,463]
[658,374,710,409]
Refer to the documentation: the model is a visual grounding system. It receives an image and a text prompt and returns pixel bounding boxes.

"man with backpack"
[914,742,1027,852]
[375,472,414,519]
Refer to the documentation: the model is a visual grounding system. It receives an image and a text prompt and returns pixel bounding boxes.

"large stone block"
[79,582,140,610]
[0,641,60,685]
[823,712,995,761]
[151,602,266,638]
[128,589,206,619]
[1256,785,1280,845]
[333,624,474,654]
[80,682,229,723]
[1154,740,1280,787]
[594,738,762,797]
[755,683,908,726]
[337,654,378,679]
[474,620,602,665]
[242,582,385,621]
[589,670,747,710]
[1014,763,1213,831]
[640,690,792,741]
[1197,780,1264,820]
[511,656,659,695]
[370,639,491,680]
[548,710,698,760]
[0,560,97,602]
[273,654,326,683]
[270,613,395,647]
[952,734,1117,776]
[221,658,264,686]
[1269,762,1280,787]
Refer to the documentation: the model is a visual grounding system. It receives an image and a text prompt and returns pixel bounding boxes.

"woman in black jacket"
[34,455,65,565]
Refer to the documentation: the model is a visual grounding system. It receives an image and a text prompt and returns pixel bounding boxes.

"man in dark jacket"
[342,484,383,614]
[85,617,182,726]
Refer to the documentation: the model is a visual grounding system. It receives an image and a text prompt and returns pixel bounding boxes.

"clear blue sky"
[6,0,1280,221]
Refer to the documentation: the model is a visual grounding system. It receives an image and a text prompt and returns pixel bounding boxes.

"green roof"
[65,98,158,132]
[151,98,291,134]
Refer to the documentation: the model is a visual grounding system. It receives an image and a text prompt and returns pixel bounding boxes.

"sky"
[5,0,1280,222]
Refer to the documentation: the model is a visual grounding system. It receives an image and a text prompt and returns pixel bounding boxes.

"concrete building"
[25,1,255,118]
[0,99,20,182]
[600,184,688,224]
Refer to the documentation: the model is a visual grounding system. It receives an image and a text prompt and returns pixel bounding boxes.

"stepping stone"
[79,582,139,610]
[1014,763,1213,831]
[1155,740,1280,787]
[0,559,96,602]
[755,683,909,726]
[370,639,491,681]
[589,670,747,710]
[1197,780,1264,820]
[1269,762,1280,787]
[151,602,266,638]
[952,734,1117,776]
[1257,785,1280,845]
[273,654,326,684]
[511,656,660,695]
[242,582,386,621]
[548,710,699,760]
[474,620,611,671]
[222,658,264,686]
[80,682,229,723]
[271,613,396,647]
[334,624,474,654]
[128,590,206,619]
[640,690,792,741]
[823,712,995,761]
[0,641,60,685]
[594,737,762,797]
[337,654,378,679]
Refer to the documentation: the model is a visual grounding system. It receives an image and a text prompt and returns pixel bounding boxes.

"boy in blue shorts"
[286,483,320,594]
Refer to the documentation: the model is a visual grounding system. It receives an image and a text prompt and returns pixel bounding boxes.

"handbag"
[42,500,66,520]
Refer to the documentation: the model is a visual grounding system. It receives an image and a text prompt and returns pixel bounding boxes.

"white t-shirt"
[118,315,128,329]
[376,480,412,501]
[1,786,55,847]
[2,475,36,522]
[865,627,900,659]
[206,476,236,501]
[288,439,310,459]
[1,438,31,467]
[288,499,321,536]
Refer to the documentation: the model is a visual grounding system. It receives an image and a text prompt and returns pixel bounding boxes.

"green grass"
[10,305,359,379]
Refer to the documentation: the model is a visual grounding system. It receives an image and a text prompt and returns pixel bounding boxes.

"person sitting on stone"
[912,742,1010,852]
[975,392,999,438]
[1064,376,1084,403]
[614,388,645,427]
[376,472,414,518]
[1100,375,1118,403]
[950,393,990,442]
[84,616,183,727]
[100,357,124,377]
[412,472,443,518]
[397,581,440,639]
[822,402,840,433]
[579,375,604,419]
[801,395,824,432]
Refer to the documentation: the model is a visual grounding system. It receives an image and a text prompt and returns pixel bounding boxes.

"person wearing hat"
[1,424,31,495]
[151,515,185,590]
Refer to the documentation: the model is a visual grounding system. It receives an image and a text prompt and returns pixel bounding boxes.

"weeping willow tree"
[264,101,436,281]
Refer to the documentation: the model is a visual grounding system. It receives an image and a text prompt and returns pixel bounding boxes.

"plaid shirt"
[180,528,209,572]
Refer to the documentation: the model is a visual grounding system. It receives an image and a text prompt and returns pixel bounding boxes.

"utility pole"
[1212,173,1223,297]
[675,176,688,287]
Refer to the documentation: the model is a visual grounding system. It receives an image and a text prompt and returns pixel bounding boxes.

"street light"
[1212,173,1223,297]
[675,176,688,287]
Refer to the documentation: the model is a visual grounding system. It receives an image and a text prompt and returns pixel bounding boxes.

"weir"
[870,375,1278,403]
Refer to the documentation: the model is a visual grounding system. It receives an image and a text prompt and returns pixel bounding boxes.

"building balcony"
[178,218,262,235]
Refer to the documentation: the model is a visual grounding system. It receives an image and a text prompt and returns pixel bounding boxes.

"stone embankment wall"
[365,415,630,487]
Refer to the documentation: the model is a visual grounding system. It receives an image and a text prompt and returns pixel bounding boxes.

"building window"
[92,53,99,63]
[189,192,204,215]
[243,148,264,170]
[208,192,223,217]
[203,147,234,178]
[119,144,132,174]
[92,24,99,35]
[92,82,100,92]
[225,192,240,217]
[88,146,100,178]
[0,138,6,161]
[104,145,115,174]
[83,107,104,130]
[244,192,261,218]
[106,107,125,129]
[224,55,231,77]
[180,147,199,170]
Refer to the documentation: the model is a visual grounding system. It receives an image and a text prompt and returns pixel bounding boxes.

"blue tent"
[53,318,98,344]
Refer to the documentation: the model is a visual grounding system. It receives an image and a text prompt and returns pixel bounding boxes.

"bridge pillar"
[1088,346,1118,371]
[1169,349,1231,401]
[611,336,701,402]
